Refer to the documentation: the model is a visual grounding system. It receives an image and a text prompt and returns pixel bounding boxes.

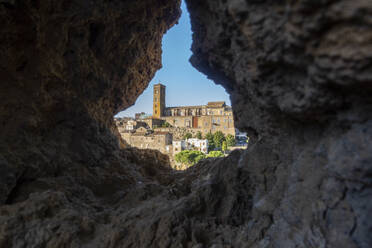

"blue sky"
[116,0,230,118]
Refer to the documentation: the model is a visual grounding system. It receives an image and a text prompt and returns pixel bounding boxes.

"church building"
[152,83,235,136]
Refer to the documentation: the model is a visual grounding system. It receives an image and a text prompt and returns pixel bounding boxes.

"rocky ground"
[0,0,371,247]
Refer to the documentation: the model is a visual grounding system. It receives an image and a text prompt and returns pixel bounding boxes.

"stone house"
[120,128,173,155]
[172,140,186,155]
[185,138,208,154]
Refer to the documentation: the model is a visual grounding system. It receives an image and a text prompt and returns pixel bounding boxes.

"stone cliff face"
[187,0,372,247]
[0,0,371,247]
[0,0,181,247]
[0,0,180,203]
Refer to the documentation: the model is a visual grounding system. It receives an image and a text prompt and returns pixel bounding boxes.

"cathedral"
[152,83,235,136]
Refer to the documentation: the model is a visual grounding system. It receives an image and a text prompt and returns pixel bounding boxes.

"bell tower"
[153,83,165,118]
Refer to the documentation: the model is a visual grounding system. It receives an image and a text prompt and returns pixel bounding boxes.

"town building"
[172,138,209,155]
[152,83,235,136]
[135,112,146,120]
[172,140,186,155]
[120,127,173,154]
[185,138,208,154]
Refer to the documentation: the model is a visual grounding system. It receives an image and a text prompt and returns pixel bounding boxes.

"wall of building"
[161,115,235,136]
[120,131,173,155]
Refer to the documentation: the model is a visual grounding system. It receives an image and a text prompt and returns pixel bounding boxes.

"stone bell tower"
[153,83,165,118]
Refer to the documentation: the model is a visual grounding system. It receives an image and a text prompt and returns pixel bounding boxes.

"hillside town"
[116,83,247,169]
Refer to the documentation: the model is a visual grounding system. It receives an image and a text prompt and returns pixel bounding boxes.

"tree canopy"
[213,131,225,148]
[175,150,224,166]
[226,134,235,147]
[195,131,202,139]
[205,131,215,150]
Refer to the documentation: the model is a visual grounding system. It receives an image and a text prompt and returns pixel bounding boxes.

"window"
[155,110,157,114]
[154,97,157,101]
[220,110,223,115]
[155,90,158,94]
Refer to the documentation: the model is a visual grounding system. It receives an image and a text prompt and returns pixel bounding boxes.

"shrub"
[183,132,192,140]
[207,151,224,158]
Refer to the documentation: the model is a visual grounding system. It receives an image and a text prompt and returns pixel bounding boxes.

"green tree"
[205,131,215,150]
[222,141,228,154]
[213,131,225,149]
[175,150,206,165]
[183,132,192,140]
[226,134,236,147]
[195,131,202,139]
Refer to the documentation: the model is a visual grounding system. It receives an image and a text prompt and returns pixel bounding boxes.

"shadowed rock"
[0,0,371,247]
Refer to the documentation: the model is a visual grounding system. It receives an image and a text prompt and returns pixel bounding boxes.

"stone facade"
[142,117,165,129]
[120,128,173,154]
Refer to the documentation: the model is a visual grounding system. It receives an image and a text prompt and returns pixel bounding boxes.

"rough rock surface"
[187,0,372,247]
[0,0,371,247]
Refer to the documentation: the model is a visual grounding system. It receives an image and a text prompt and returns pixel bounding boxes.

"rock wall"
[0,0,183,247]
[186,0,372,247]
[0,0,180,202]
[0,0,371,247]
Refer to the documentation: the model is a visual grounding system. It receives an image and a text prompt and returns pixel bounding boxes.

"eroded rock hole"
[115,1,248,170]
[1,0,371,247]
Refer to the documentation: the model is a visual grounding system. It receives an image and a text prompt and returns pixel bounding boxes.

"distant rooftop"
[166,101,228,109]
[207,101,226,108]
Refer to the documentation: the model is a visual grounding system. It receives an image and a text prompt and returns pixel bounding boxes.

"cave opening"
[1,0,371,246]
[114,0,247,170]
